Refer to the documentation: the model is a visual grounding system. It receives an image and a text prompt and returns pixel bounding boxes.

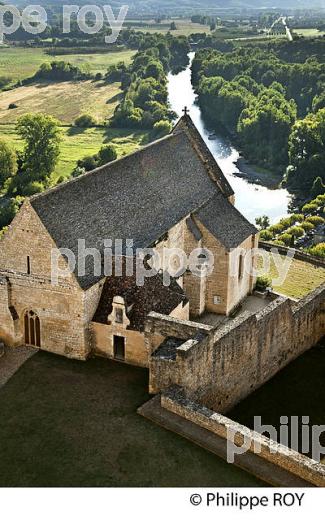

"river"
[167,53,291,224]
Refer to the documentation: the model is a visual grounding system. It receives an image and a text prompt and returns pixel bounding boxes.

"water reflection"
[168,53,291,224]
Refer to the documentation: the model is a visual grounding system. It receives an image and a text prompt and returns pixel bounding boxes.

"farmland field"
[0,80,122,124]
[0,47,136,84]
[0,124,150,179]
[125,18,211,36]
[294,28,325,37]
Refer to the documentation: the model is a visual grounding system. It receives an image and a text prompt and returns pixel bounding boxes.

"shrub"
[268,223,285,235]
[290,213,304,223]
[278,217,292,229]
[272,239,285,246]
[255,275,272,292]
[153,119,172,137]
[307,242,325,258]
[287,226,304,238]
[259,229,273,241]
[8,103,18,110]
[0,226,8,239]
[0,196,24,229]
[97,145,117,166]
[22,181,44,196]
[76,155,98,171]
[300,221,314,232]
[278,233,293,246]
[315,194,325,205]
[302,202,318,214]
[72,166,86,178]
[74,114,97,128]
[305,216,325,226]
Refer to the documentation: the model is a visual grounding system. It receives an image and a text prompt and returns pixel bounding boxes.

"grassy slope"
[0,48,136,84]
[0,124,150,178]
[258,253,325,299]
[0,80,122,124]
[0,352,262,487]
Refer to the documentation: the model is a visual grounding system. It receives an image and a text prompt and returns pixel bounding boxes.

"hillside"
[10,0,322,12]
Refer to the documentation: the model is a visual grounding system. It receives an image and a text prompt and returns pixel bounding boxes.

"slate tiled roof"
[194,192,257,250]
[174,114,234,198]
[30,115,256,289]
[92,274,188,332]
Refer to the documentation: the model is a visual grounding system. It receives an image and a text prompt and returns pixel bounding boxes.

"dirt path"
[0,346,37,388]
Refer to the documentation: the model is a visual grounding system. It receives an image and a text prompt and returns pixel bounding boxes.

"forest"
[192,41,325,198]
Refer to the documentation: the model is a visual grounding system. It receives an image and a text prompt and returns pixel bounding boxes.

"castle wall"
[147,283,325,412]
[160,387,325,487]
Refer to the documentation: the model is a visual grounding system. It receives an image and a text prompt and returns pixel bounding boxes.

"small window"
[27,256,31,275]
[238,254,244,280]
[115,308,123,324]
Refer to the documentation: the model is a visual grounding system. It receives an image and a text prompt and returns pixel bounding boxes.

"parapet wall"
[147,283,325,412]
[259,241,325,268]
[161,387,325,487]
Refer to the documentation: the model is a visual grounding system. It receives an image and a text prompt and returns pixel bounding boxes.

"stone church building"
[0,115,258,366]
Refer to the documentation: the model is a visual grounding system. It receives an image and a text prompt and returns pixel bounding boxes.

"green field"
[294,28,325,37]
[126,18,211,36]
[0,80,122,124]
[0,47,136,84]
[0,124,150,179]
[258,253,325,299]
[0,352,262,486]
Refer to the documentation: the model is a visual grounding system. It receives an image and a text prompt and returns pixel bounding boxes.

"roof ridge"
[29,131,180,203]
[173,115,234,197]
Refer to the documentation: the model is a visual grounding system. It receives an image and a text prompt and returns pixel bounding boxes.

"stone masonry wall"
[0,201,90,359]
[161,387,325,487]
[148,283,325,412]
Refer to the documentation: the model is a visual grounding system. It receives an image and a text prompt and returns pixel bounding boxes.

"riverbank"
[234,157,284,189]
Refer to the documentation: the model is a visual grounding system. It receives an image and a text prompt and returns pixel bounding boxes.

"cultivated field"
[0,80,122,124]
[0,124,150,178]
[294,28,325,37]
[126,18,211,36]
[0,47,136,84]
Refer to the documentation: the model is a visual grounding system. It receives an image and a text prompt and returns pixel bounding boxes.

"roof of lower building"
[29,115,256,289]
[92,274,188,332]
[194,192,257,250]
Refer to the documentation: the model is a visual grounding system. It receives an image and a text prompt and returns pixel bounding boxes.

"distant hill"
[8,0,324,12]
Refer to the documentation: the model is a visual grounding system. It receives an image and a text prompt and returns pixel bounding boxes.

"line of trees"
[109,33,190,131]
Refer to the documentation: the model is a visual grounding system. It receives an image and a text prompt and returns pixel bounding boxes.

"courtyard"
[0,352,263,487]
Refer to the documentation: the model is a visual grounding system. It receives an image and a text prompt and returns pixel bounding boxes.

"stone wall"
[0,201,90,360]
[161,387,325,487]
[92,301,190,368]
[259,241,325,268]
[148,283,325,412]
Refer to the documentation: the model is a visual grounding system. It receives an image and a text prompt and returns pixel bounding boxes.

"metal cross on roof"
[182,106,189,115]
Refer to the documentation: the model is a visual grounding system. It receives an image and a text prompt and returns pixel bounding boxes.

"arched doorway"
[24,310,41,348]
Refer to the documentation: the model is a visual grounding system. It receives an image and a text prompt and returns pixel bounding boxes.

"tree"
[255,215,270,230]
[287,109,325,195]
[97,145,117,166]
[16,113,61,190]
[0,139,17,186]
[170,22,177,31]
